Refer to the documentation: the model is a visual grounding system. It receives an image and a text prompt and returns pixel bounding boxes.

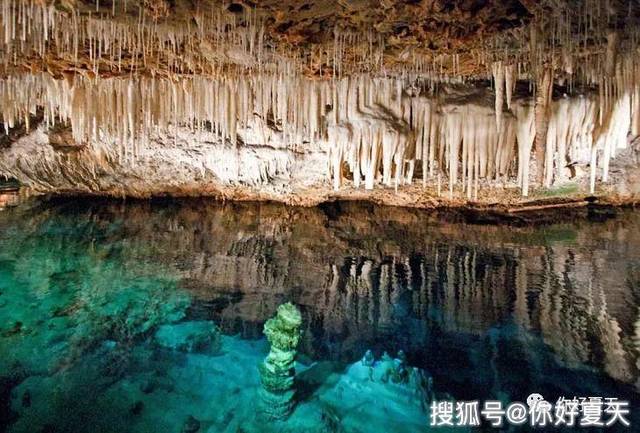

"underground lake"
[0,197,638,433]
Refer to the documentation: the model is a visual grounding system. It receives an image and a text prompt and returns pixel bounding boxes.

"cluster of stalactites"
[0,0,289,76]
[1,71,639,196]
[487,0,640,87]
[0,0,450,81]
[489,55,640,194]
[324,84,523,199]
[323,72,639,197]
[0,0,498,82]
[0,72,332,159]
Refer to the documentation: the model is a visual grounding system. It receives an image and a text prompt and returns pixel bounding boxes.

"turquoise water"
[0,197,639,432]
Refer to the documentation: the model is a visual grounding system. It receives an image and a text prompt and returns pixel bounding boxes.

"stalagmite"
[258,302,302,421]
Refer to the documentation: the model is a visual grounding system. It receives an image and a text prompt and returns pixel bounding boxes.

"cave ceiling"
[2,0,638,82]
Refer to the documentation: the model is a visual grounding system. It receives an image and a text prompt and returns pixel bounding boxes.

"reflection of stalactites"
[415,244,500,333]
[316,263,344,336]
[414,256,428,319]
[390,257,402,308]
[327,263,340,306]
[538,247,553,332]
[634,308,640,391]
[378,261,392,328]
[346,260,357,319]
[533,245,591,367]
[360,260,375,325]
[544,248,583,365]
[445,247,456,326]
[344,258,375,327]
[595,290,635,383]
[226,236,285,289]
[458,249,473,327]
[404,256,412,297]
[526,242,639,384]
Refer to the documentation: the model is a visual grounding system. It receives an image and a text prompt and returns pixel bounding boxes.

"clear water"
[0,197,639,433]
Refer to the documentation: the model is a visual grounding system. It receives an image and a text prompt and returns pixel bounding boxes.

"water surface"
[0,197,639,432]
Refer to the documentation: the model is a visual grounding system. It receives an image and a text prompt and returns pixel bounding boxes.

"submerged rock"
[360,350,374,367]
[2,320,23,337]
[181,415,201,433]
[139,379,155,394]
[289,350,433,433]
[129,401,144,416]
[154,321,221,354]
[21,390,31,408]
[390,350,408,384]
[356,349,432,407]
[258,302,302,421]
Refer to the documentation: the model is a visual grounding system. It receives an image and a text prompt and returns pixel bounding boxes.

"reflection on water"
[0,197,639,432]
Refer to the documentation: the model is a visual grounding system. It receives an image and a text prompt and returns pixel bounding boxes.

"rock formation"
[355,349,433,410]
[258,302,303,421]
[0,1,639,205]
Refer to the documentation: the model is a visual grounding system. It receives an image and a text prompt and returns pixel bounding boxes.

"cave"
[0,1,639,432]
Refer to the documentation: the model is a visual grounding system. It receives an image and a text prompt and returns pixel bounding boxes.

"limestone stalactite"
[534,67,554,186]
[2,69,640,197]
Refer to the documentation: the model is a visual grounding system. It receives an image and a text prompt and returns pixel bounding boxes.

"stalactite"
[515,102,535,196]
[505,64,516,110]
[594,92,631,183]
[1,68,637,198]
[492,61,505,131]
[633,84,640,137]
[534,67,554,186]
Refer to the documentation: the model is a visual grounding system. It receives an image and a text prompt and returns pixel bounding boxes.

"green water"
[0,197,639,432]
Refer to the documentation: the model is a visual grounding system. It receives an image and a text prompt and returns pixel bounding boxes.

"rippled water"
[0,197,639,432]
